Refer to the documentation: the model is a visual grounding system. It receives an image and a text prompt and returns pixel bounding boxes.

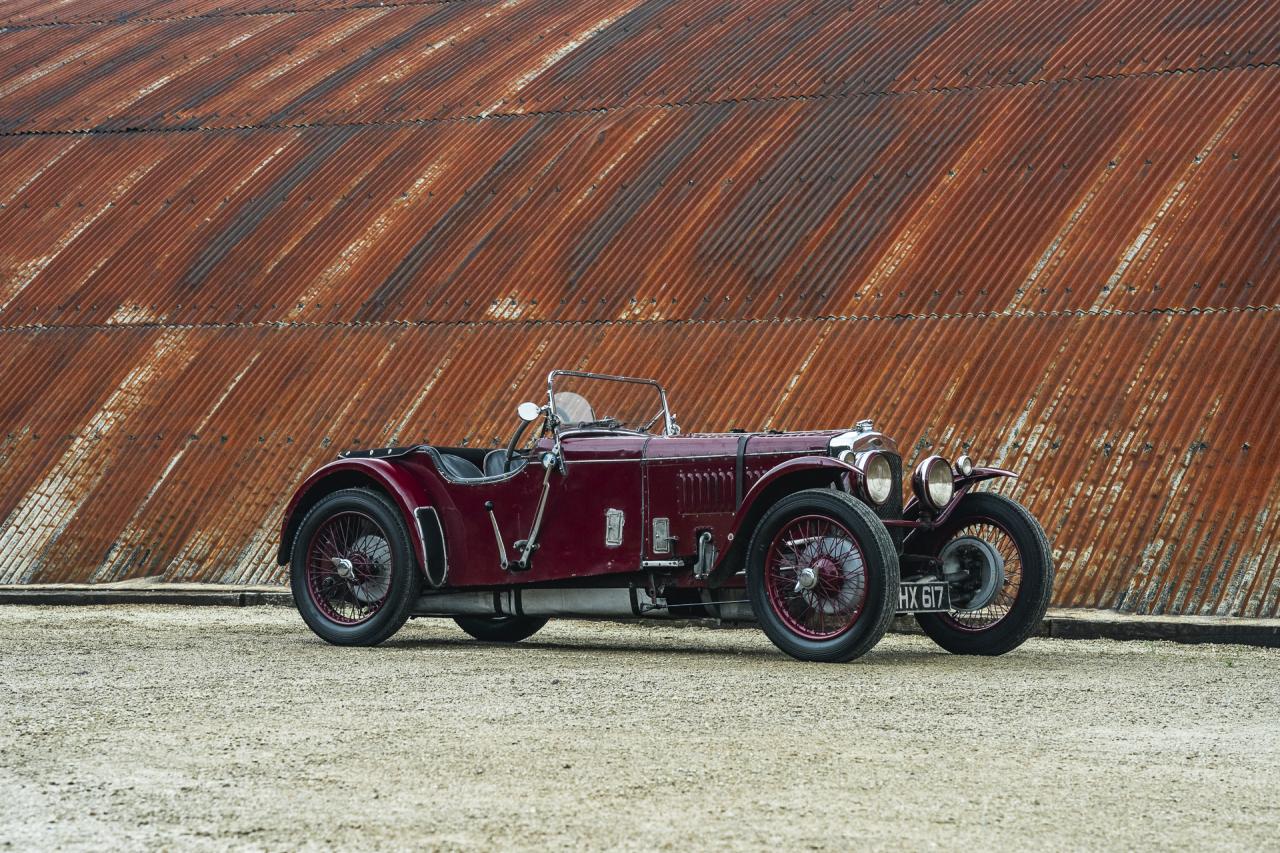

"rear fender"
[276,457,462,584]
[708,456,857,583]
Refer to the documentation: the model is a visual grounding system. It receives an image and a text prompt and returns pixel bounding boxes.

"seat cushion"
[483,449,509,477]
[437,452,484,480]
[482,449,529,477]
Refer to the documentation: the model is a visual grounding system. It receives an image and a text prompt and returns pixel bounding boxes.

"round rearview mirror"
[517,401,543,423]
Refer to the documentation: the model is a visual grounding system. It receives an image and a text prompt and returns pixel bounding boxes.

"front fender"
[276,456,458,576]
[732,456,859,525]
[903,465,1018,523]
[709,456,858,582]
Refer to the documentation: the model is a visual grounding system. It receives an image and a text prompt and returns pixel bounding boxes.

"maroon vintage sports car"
[278,370,1054,662]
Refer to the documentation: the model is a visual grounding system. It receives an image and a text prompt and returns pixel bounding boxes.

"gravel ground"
[1,606,1277,851]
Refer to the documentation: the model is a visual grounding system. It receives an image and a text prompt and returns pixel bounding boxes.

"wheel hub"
[346,535,391,604]
[941,535,1005,611]
[330,556,356,580]
[765,516,869,642]
[795,566,819,591]
[797,541,858,615]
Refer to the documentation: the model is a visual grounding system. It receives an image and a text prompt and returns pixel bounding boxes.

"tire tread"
[746,488,900,663]
[454,616,548,643]
[914,492,1053,656]
[290,488,421,646]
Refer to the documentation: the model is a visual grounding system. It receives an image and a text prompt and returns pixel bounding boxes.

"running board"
[415,585,955,620]
[413,587,753,621]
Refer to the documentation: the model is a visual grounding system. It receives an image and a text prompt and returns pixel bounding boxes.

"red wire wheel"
[763,515,868,640]
[304,510,395,626]
[936,517,1023,633]
[747,489,899,663]
[290,488,421,646]
[912,493,1054,657]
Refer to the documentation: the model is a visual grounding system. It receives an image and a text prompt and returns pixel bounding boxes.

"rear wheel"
[454,615,548,643]
[746,489,899,663]
[290,489,421,646]
[912,492,1053,655]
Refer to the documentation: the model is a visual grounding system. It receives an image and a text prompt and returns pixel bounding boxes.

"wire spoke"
[304,510,393,626]
[764,514,868,640]
[942,517,1024,631]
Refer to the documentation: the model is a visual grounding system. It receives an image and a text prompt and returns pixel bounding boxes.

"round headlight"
[955,454,974,476]
[913,456,955,511]
[859,452,894,505]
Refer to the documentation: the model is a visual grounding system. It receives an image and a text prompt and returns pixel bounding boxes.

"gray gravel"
[1,605,1277,851]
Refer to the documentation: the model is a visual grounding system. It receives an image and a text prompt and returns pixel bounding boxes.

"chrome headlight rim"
[837,449,893,506]
[955,454,974,476]
[856,450,894,505]
[912,455,955,512]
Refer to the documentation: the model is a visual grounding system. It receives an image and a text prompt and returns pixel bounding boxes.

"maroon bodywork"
[278,373,1015,598]
[279,430,867,586]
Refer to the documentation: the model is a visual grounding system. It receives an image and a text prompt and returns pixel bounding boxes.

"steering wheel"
[502,414,535,474]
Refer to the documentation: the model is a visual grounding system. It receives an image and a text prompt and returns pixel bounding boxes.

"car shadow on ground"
[375,632,957,664]
[380,634,777,659]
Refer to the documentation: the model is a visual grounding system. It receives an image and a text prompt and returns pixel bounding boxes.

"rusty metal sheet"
[0,314,1277,617]
[0,0,1278,619]
[0,0,460,28]
[3,0,1279,132]
[2,66,1278,329]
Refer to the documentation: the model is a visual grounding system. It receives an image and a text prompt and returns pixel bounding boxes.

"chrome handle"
[483,501,509,570]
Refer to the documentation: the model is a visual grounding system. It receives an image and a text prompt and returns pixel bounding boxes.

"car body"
[279,370,1054,661]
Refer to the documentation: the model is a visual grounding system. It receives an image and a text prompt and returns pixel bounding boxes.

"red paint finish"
[644,431,870,561]
[278,401,919,592]
[278,456,446,567]
[461,433,647,585]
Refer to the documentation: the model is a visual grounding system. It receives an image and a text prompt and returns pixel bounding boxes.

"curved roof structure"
[0,0,1277,615]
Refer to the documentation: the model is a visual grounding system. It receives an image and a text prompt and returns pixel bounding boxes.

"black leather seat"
[482,449,508,477]
[482,449,528,477]
[436,453,484,480]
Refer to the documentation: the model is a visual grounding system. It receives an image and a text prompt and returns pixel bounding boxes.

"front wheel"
[911,492,1054,655]
[746,489,899,663]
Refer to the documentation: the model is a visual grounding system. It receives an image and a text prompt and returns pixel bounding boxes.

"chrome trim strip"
[414,506,449,587]
[411,510,429,576]
[563,449,818,464]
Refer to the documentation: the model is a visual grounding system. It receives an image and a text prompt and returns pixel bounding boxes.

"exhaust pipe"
[414,587,755,621]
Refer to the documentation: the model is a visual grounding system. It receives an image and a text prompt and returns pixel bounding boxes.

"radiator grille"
[872,453,905,551]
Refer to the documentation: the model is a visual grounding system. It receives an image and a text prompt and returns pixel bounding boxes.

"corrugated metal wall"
[0,0,1277,615]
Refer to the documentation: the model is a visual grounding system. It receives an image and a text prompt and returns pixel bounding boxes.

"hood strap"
[735,433,758,510]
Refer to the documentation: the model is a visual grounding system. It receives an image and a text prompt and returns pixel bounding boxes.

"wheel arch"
[709,457,855,583]
[276,458,451,584]
[902,466,1019,538]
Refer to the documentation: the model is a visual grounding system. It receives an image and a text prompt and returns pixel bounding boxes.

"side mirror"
[517,401,543,423]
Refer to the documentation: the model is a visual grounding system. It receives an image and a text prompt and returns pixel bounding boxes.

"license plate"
[897,581,951,614]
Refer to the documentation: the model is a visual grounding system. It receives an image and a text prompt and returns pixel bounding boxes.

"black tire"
[912,493,1053,656]
[290,488,422,646]
[454,615,548,643]
[746,489,899,663]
